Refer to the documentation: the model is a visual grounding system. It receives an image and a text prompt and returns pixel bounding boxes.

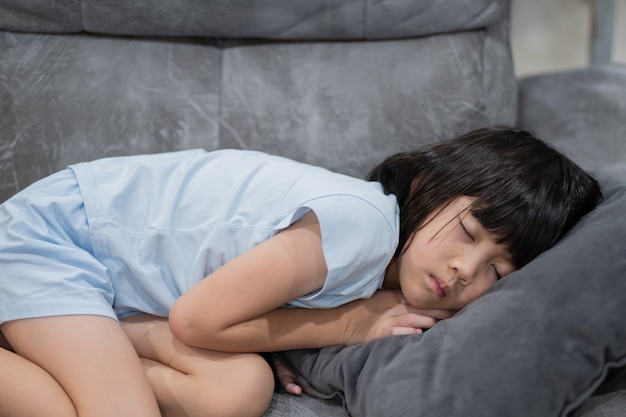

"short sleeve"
[275,192,399,309]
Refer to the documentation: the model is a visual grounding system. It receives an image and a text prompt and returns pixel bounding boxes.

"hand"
[273,356,305,395]
[338,290,454,346]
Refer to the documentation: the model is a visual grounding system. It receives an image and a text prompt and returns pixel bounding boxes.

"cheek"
[465,278,497,303]
[401,234,433,265]
[396,242,418,275]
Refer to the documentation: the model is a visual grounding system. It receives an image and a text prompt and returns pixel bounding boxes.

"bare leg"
[0,345,77,417]
[122,314,275,417]
[1,315,161,417]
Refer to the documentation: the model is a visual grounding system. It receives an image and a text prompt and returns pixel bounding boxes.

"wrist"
[336,302,356,346]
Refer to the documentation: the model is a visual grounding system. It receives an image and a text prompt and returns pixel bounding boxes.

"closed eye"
[492,265,503,280]
[459,218,475,242]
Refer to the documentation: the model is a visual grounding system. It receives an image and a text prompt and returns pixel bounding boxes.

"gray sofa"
[0,0,517,200]
[0,1,624,416]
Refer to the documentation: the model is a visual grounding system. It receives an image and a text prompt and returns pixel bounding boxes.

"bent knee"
[193,354,275,417]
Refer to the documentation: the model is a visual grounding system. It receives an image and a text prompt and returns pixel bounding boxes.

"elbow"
[169,299,202,347]
[170,294,237,351]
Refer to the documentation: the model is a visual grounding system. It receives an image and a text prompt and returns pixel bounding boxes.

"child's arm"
[169,211,441,352]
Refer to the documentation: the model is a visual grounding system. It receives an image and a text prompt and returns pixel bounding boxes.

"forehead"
[422,195,475,224]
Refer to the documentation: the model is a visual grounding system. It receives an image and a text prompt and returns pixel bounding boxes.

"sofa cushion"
[0,21,516,203]
[518,64,626,172]
[0,33,221,202]
[572,390,626,417]
[219,31,511,178]
[280,166,626,417]
[1,0,505,40]
[0,0,82,33]
[263,393,344,417]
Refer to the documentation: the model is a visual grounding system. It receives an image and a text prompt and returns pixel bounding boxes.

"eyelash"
[460,218,502,280]
[492,266,502,280]
[459,220,474,241]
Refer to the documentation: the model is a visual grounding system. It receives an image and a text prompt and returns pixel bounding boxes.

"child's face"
[395,196,515,311]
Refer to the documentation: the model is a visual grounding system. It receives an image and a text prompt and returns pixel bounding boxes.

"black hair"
[367,127,602,268]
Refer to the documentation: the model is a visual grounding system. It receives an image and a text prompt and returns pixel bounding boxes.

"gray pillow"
[280,166,626,417]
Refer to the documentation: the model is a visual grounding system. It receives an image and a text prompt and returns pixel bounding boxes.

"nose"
[449,255,479,286]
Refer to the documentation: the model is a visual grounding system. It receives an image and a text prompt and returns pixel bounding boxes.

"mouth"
[429,275,448,299]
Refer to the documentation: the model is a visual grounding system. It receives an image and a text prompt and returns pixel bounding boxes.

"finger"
[282,379,303,395]
[273,359,303,395]
[374,325,422,339]
[392,312,439,329]
[389,327,422,337]
[408,308,456,320]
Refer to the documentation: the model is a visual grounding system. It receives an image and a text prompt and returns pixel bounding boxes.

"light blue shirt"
[70,149,399,318]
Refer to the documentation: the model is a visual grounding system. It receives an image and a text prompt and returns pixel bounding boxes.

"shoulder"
[310,182,399,231]
[305,186,399,263]
[286,190,399,309]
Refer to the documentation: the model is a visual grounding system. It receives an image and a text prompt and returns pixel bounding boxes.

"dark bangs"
[469,182,566,269]
[467,139,602,268]
[368,127,602,267]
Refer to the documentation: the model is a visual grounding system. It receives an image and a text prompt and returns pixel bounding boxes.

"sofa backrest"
[2,0,505,40]
[0,0,517,203]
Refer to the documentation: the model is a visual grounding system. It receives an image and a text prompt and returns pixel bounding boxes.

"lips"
[429,275,448,299]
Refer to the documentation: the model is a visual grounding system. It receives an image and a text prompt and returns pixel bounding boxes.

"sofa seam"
[217,39,224,146]
[79,0,85,31]
[362,0,368,39]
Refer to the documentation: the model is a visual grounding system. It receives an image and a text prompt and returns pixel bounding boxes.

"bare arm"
[169,211,449,353]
